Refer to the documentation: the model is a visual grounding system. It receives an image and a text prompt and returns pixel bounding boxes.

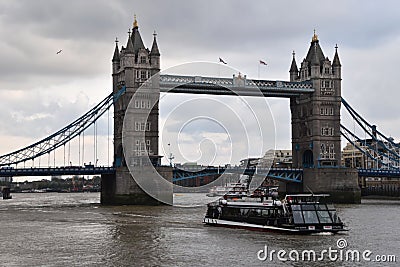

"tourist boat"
[206,182,247,197]
[203,194,347,234]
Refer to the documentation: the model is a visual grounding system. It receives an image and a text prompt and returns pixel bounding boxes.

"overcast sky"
[0,0,399,170]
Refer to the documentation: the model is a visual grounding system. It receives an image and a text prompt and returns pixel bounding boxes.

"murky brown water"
[0,193,398,266]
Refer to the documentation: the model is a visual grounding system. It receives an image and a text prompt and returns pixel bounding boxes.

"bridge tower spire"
[289,31,360,203]
[102,16,167,205]
[289,50,298,82]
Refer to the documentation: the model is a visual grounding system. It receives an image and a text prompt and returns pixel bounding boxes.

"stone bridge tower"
[290,32,342,168]
[102,17,170,205]
[289,32,360,203]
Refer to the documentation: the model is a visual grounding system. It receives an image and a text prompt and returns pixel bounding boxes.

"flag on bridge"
[259,60,267,66]
[219,57,227,64]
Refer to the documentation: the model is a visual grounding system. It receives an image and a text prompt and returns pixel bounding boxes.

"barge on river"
[203,194,347,234]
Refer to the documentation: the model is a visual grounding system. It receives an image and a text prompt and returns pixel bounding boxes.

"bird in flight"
[56,49,62,54]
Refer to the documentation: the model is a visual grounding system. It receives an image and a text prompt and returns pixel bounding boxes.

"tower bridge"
[105,17,360,205]
[4,17,400,204]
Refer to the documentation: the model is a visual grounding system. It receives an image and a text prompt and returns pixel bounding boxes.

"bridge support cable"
[342,98,400,152]
[340,127,388,168]
[63,144,66,167]
[341,98,400,169]
[78,134,81,167]
[82,131,85,166]
[341,125,398,169]
[68,140,71,166]
[341,124,400,164]
[0,86,126,167]
[94,121,97,166]
[107,108,110,167]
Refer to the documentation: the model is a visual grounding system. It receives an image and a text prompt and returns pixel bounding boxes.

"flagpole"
[258,63,260,79]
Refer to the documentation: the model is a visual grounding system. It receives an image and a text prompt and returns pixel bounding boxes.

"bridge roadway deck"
[358,168,400,178]
[0,166,116,177]
[2,166,399,179]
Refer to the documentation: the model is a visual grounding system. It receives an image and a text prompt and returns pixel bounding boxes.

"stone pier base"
[301,167,361,204]
[101,166,173,205]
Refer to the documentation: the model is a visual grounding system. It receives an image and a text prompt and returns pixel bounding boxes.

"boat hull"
[203,217,346,234]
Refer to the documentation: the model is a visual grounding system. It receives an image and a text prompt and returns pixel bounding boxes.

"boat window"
[316,204,328,210]
[240,208,249,216]
[275,209,283,216]
[256,209,262,216]
[292,211,304,224]
[316,210,332,223]
[248,209,261,217]
[291,205,301,211]
[225,207,240,217]
[261,209,270,217]
[329,211,341,223]
[301,204,315,211]
[302,211,319,224]
[327,204,335,210]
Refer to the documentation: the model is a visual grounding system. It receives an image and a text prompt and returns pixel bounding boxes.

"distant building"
[240,158,260,168]
[0,176,12,183]
[272,150,292,168]
[242,149,293,169]
[342,142,368,168]
[51,175,62,181]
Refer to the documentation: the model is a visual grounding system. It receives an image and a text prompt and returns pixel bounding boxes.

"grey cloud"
[0,0,400,160]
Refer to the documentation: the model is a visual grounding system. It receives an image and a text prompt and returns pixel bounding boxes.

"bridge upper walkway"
[159,74,314,97]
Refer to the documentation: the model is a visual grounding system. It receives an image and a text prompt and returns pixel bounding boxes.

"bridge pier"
[278,181,303,195]
[302,168,361,203]
[101,166,173,205]
[277,168,361,203]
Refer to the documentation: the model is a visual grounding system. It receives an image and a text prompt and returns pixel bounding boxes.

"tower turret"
[131,16,145,55]
[112,38,120,74]
[305,31,325,78]
[150,31,160,70]
[289,51,298,82]
[125,29,134,53]
[332,44,341,78]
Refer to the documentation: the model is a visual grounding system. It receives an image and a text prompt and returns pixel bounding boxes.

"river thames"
[0,193,398,266]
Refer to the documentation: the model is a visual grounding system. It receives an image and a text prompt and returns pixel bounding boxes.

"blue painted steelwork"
[160,75,314,98]
[173,167,303,183]
[261,168,303,183]
[0,87,126,167]
[0,166,115,177]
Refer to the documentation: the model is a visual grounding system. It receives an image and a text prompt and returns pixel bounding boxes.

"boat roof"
[285,194,330,197]
[225,201,281,207]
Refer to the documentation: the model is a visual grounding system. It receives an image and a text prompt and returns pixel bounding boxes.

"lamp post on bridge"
[168,143,174,167]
